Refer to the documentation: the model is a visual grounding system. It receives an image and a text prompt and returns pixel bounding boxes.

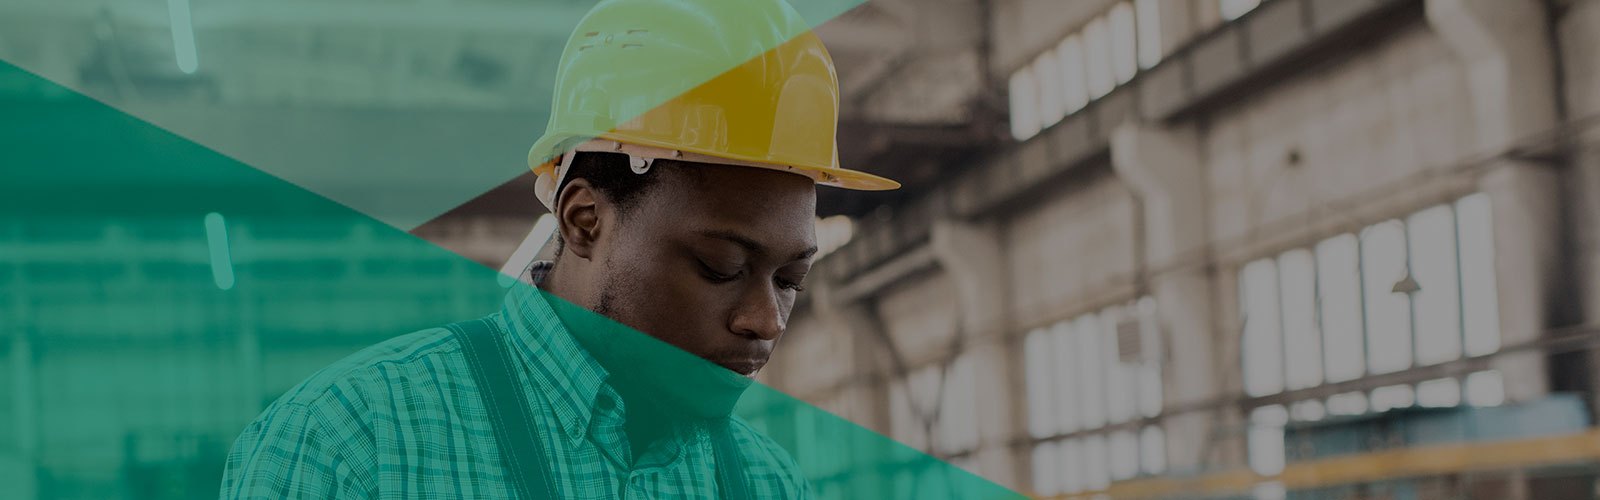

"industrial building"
[4,0,1600,499]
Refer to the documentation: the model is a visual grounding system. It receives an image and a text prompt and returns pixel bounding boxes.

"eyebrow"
[697,230,817,262]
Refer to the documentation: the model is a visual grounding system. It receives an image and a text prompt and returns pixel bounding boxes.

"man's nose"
[729,282,785,341]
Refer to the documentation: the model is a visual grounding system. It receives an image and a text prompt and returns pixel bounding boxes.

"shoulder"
[724,416,811,497]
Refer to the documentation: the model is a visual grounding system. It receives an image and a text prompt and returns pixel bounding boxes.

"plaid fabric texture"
[220,262,808,499]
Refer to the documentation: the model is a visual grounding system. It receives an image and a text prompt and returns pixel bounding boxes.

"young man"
[219,0,897,498]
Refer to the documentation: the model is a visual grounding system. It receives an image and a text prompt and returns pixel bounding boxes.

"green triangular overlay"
[0,0,871,231]
[0,61,1023,499]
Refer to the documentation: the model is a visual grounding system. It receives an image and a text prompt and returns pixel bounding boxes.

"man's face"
[591,163,817,379]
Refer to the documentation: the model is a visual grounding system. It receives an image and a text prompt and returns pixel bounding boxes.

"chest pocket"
[448,317,756,499]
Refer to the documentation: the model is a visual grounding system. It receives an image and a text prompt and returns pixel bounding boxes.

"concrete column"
[1428,0,1563,402]
[1426,0,1559,157]
[1480,163,1560,401]
[928,220,1024,490]
[1112,123,1232,473]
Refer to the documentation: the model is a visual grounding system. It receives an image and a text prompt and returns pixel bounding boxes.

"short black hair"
[551,151,667,256]
[559,151,665,214]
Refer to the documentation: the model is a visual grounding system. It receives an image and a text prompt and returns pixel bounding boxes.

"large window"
[1026,297,1164,496]
[888,352,979,460]
[1239,194,1505,475]
[1008,1,1164,141]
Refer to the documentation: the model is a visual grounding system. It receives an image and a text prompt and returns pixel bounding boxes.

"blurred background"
[4,0,1600,499]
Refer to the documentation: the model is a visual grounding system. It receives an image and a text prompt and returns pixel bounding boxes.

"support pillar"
[1428,0,1565,402]
[929,219,1023,490]
[1112,123,1232,473]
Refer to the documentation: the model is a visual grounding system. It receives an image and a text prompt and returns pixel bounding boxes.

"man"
[219,0,897,498]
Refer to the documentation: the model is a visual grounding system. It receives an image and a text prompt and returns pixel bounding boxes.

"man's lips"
[712,358,766,378]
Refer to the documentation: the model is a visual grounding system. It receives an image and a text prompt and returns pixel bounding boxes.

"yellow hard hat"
[527,0,900,210]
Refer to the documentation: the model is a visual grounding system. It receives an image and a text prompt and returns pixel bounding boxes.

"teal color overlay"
[203,213,234,290]
[0,0,871,230]
[0,59,1024,499]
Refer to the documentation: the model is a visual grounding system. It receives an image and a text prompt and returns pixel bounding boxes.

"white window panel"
[1033,49,1067,127]
[1465,370,1506,407]
[1009,68,1041,140]
[1278,249,1322,390]
[1102,306,1136,423]
[1254,481,1288,500]
[1140,425,1166,475]
[1032,440,1061,496]
[888,380,923,449]
[1025,328,1057,439]
[1056,35,1090,114]
[1109,430,1140,480]
[1242,259,1285,396]
[1326,391,1369,415]
[1137,297,1164,418]
[1135,0,1162,69]
[938,354,979,453]
[1316,234,1366,382]
[1371,384,1416,412]
[1109,2,1138,84]
[1053,321,1081,434]
[1075,313,1107,428]
[1083,17,1116,99]
[1361,222,1413,374]
[1417,377,1461,408]
[1410,205,1464,365]
[1247,405,1287,476]
[1082,434,1111,491]
[1456,194,1501,356]
[1290,400,1326,422]
[1059,438,1084,494]
[1220,0,1261,21]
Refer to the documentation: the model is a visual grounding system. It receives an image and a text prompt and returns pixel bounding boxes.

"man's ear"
[555,178,606,260]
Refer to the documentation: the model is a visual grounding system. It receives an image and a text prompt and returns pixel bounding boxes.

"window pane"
[1083,17,1115,99]
[1059,438,1083,494]
[1362,222,1413,374]
[1290,400,1326,422]
[1083,434,1111,491]
[1025,328,1056,439]
[1466,370,1505,407]
[1417,377,1461,408]
[1110,430,1140,480]
[1316,234,1366,382]
[1326,391,1369,415]
[1076,313,1106,428]
[1053,321,1080,434]
[1138,297,1163,417]
[1140,425,1166,475]
[1033,49,1066,127]
[1056,35,1090,114]
[1103,306,1136,423]
[1032,441,1061,496]
[1220,0,1261,21]
[1008,68,1041,140]
[1135,0,1162,69]
[1109,2,1138,84]
[1371,384,1416,412]
[1456,194,1501,356]
[1247,405,1287,476]
[1410,205,1464,365]
[1241,259,1284,396]
[938,354,979,453]
[1279,249,1322,390]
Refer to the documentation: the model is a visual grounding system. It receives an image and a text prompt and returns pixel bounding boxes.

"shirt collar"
[500,260,608,442]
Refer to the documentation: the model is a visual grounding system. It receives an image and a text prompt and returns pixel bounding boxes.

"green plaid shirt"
[220,262,808,499]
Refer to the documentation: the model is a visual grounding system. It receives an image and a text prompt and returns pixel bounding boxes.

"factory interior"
[5,0,1600,498]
